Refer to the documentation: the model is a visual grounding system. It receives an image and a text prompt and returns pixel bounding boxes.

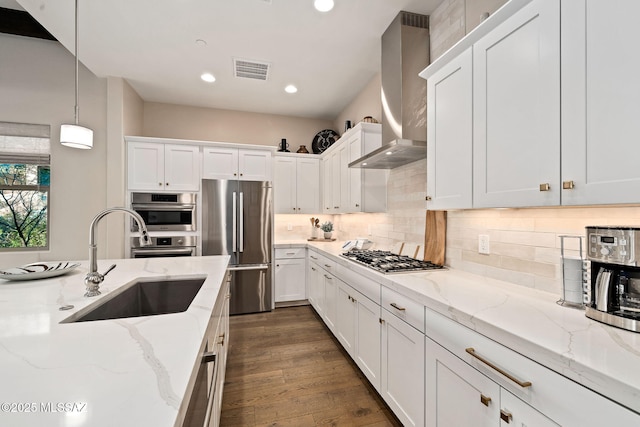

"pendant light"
[60,0,93,149]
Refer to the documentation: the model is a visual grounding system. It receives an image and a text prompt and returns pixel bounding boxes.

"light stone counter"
[299,240,640,414]
[0,256,230,427]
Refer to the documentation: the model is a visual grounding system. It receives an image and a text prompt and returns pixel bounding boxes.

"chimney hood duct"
[350,11,430,169]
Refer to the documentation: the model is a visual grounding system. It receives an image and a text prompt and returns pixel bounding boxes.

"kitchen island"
[277,240,640,422]
[0,256,230,427]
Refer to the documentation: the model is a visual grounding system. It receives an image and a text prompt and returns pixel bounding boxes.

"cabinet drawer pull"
[324,264,332,268]
[480,394,491,407]
[310,255,318,260]
[324,275,332,280]
[202,351,216,364]
[218,332,226,345]
[425,195,432,201]
[311,267,316,271]
[500,409,512,423]
[390,302,406,311]
[539,183,550,191]
[562,180,575,190]
[286,252,295,255]
[465,348,532,388]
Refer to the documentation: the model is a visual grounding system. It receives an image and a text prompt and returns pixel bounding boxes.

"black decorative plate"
[312,129,340,154]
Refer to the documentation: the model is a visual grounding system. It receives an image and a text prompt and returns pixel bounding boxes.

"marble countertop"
[0,256,230,427]
[291,240,640,414]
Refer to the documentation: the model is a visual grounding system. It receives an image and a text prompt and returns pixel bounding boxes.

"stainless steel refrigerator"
[201,179,272,315]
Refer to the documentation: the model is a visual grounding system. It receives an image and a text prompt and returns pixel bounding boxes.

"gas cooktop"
[340,250,445,274]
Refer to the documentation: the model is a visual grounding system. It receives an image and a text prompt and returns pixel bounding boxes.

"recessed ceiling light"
[285,84,298,94]
[314,0,334,12]
[201,73,216,83]
[362,162,368,166]
[385,151,393,155]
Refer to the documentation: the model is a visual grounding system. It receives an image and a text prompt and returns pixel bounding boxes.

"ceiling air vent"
[233,58,270,81]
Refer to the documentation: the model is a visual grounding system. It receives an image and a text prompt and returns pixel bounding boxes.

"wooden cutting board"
[424,210,446,265]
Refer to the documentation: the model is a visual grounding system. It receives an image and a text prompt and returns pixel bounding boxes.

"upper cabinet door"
[296,157,320,214]
[273,156,296,214]
[239,149,272,181]
[127,142,165,191]
[164,144,200,191]
[202,147,239,180]
[473,0,560,208]
[561,0,640,205]
[427,47,473,210]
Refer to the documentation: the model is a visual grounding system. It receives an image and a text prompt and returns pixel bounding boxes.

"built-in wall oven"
[130,236,197,258]
[130,192,196,232]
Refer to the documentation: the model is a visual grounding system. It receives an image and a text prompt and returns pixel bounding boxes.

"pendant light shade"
[61,0,93,149]
[60,124,93,149]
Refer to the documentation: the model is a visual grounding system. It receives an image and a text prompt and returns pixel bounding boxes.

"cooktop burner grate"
[340,250,445,273]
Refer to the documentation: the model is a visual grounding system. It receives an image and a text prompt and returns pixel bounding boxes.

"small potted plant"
[320,221,334,239]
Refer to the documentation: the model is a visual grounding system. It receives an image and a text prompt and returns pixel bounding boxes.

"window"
[0,122,50,250]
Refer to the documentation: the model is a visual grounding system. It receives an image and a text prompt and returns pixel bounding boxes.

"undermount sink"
[61,276,206,323]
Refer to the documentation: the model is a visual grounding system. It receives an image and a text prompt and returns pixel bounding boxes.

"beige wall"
[142,102,333,152]
[332,74,382,134]
[0,33,110,267]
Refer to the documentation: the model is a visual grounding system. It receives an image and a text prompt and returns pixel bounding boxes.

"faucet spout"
[85,207,150,297]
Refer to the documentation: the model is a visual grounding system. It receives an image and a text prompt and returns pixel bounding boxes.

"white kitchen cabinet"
[127,141,200,192]
[322,270,338,333]
[561,0,640,205]
[472,0,560,208]
[499,389,558,427]
[426,337,499,427]
[183,274,230,427]
[381,307,425,427]
[339,144,350,213]
[321,156,332,213]
[274,248,306,303]
[425,307,640,427]
[336,279,384,392]
[273,154,320,214]
[307,253,324,315]
[347,123,387,213]
[336,281,357,357]
[202,146,271,181]
[330,149,342,213]
[426,47,473,210]
[321,122,387,214]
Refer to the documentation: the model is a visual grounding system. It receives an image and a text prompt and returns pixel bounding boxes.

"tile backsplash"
[275,158,640,297]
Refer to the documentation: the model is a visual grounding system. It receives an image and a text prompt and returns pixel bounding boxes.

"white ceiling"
[11,0,442,120]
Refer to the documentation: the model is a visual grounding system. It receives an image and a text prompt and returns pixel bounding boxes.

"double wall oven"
[130,192,197,258]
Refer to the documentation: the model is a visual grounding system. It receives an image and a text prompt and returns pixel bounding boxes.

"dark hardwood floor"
[220,305,403,427]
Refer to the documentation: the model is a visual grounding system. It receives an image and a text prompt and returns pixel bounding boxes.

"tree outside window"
[0,122,50,251]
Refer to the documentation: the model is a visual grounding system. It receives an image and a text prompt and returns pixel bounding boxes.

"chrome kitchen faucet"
[84,207,150,297]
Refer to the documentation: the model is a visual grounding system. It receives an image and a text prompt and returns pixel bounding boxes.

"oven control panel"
[586,226,640,266]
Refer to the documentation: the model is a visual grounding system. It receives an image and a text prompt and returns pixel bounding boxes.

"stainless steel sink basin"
[61,276,206,323]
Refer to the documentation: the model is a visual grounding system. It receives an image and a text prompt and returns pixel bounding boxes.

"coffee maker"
[586,226,640,332]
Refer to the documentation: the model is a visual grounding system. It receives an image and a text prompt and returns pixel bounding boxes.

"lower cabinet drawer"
[275,247,306,259]
[425,308,640,426]
[382,286,425,333]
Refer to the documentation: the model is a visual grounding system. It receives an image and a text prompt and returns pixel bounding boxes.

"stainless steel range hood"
[350,11,430,170]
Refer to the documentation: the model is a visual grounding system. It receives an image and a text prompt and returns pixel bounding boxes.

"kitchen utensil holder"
[558,235,588,309]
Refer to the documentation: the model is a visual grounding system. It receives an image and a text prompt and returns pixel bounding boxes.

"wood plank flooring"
[220,305,403,427]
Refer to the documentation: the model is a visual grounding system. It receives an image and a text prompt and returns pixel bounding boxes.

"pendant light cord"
[74,0,79,125]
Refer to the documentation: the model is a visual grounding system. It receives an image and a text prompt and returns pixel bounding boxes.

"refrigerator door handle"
[232,191,237,252]
[239,192,244,253]
[227,264,269,271]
